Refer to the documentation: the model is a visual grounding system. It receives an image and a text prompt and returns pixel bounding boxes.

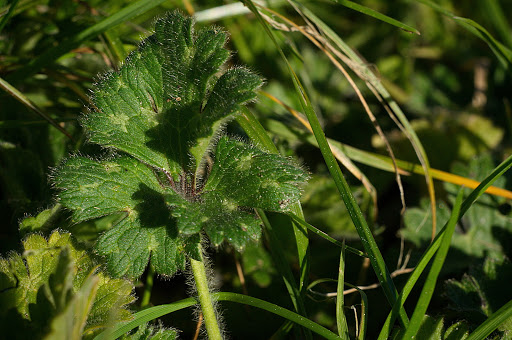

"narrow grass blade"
[215,292,341,340]
[9,0,168,81]
[93,297,197,340]
[337,244,350,340]
[95,292,340,340]
[296,2,437,239]
[378,153,512,339]
[401,188,464,339]
[332,0,420,35]
[467,299,512,340]
[317,136,512,200]
[481,0,512,49]
[243,0,409,326]
[0,0,19,34]
[258,209,311,339]
[288,213,367,258]
[345,283,368,340]
[415,0,512,71]
[0,76,73,140]
[237,108,311,316]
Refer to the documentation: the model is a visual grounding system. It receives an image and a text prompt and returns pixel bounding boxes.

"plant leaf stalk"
[189,248,222,340]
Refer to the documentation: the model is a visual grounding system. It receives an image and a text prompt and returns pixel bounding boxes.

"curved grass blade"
[0,76,73,140]
[377,153,512,339]
[345,283,368,340]
[401,188,464,338]
[237,107,311,299]
[332,0,420,35]
[10,0,168,81]
[243,0,409,326]
[296,2,437,239]
[415,0,512,71]
[467,299,512,340]
[288,213,367,258]
[216,292,340,339]
[337,244,350,340]
[94,293,340,340]
[0,0,19,34]
[93,297,197,340]
[316,136,512,200]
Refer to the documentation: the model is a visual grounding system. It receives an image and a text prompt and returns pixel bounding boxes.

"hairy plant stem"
[190,250,222,340]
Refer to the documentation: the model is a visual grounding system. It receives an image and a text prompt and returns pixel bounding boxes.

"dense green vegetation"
[1,0,512,339]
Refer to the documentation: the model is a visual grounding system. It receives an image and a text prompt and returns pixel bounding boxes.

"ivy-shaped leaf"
[54,11,307,279]
[0,230,134,339]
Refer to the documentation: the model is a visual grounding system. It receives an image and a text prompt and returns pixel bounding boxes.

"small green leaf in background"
[445,255,512,337]
[0,230,134,339]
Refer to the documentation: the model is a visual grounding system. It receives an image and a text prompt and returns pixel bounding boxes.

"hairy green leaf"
[85,11,262,176]
[0,231,134,339]
[54,11,306,278]
[55,156,201,278]
[166,136,307,250]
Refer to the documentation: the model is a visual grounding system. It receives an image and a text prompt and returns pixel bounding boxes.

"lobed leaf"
[55,156,200,278]
[85,11,262,176]
[0,230,135,339]
[166,137,308,250]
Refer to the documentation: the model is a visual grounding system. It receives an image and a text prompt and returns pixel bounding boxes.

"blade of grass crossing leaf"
[0,76,73,140]
[337,243,350,339]
[238,108,311,317]
[332,0,420,35]
[401,188,464,339]
[242,0,409,326]
[467,299,512,340]
[9,0,168,81]
[378,153,512,339]
[297,2,437,239]
[258,208,310,338]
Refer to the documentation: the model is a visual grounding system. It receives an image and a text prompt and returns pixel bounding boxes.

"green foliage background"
[1,0,512,338]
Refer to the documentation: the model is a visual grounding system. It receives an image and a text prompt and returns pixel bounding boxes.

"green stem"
[189,251,223,340]
[140,265,155,308]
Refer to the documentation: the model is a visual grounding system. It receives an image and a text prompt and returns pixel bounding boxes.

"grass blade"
[237,108,311,330]
[415,0,512,71]
[467,299,512,340]
[0,0,19,34]
[216,292,341,340]
[332,0,420,35]
[243,0,409,327]
[401,188,464,338]
[345,283,368,340]
[9,0,168,81]
[94,293,341,340]
[337,244,350,340]
[378,153,512,339]
[288,213,367,258]
[0,76,73,140]
[93,298,197,340]
[296,2,437,239]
